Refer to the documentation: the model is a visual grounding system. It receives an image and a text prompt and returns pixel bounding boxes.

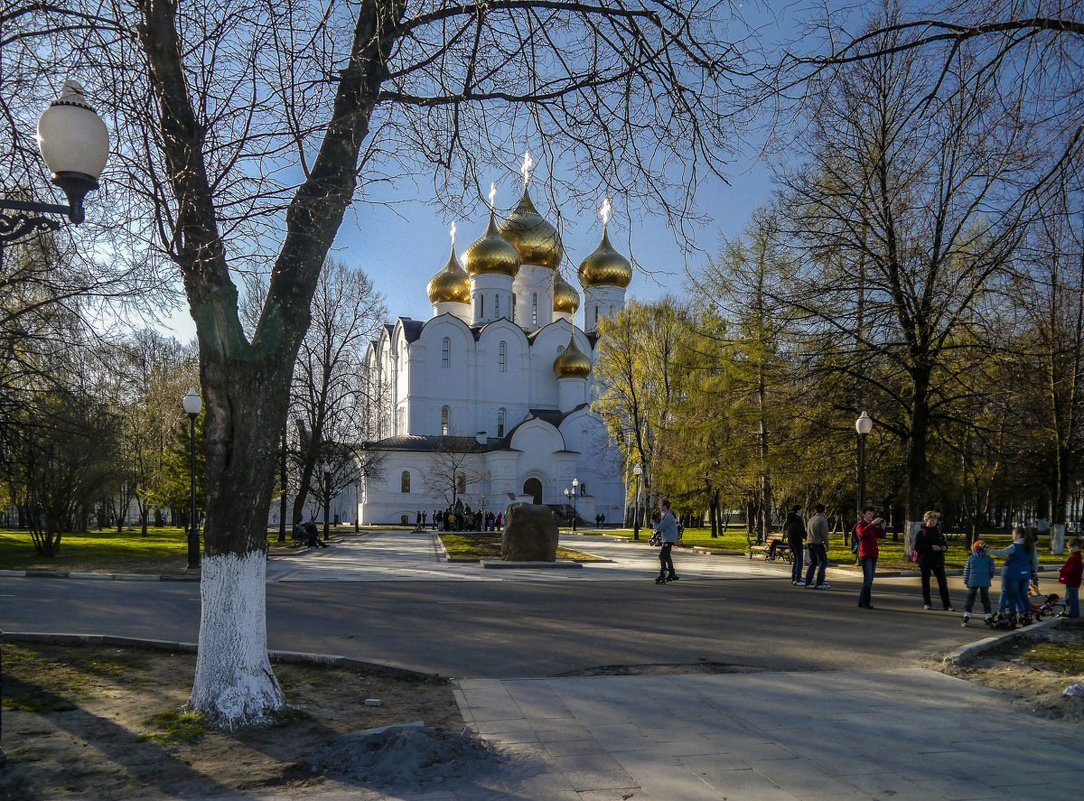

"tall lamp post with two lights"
[0,81,109,267]
[182,388,202,570]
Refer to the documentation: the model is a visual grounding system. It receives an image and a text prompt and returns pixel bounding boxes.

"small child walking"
[962,539,996,627]
[1058,537,1082,619]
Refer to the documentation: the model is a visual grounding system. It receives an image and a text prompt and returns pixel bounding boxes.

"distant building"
[359,183,632,525]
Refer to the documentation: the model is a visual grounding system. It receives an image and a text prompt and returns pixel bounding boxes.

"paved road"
[3,531,987,678]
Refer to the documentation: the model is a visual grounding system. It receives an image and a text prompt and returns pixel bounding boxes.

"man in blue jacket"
[655,499,680,584]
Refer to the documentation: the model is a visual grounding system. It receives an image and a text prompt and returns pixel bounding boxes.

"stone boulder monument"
[501,503,558,561]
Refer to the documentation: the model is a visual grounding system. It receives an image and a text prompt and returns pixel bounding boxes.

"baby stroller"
[1028,583,1066,620]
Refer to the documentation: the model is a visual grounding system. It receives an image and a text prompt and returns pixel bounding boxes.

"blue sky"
[159,155,776,341]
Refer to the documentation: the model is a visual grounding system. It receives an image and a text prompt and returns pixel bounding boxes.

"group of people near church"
[429,503,502,532]
[771,505,1082,621]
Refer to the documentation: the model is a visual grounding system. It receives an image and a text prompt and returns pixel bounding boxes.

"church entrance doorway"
[523,478,543,505]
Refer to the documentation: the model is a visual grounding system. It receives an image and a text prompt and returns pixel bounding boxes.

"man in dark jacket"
[785,506,806,585]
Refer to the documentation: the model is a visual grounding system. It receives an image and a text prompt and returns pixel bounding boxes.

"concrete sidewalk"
[263,529,814,583]
[448,667,1083,801]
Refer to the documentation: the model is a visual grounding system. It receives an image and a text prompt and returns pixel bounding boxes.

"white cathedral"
[357,184,632,526]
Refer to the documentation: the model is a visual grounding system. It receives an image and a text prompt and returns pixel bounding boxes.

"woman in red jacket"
[855,507,887,609]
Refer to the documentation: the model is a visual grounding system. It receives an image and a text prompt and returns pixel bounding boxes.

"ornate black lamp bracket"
[0,199,72,264]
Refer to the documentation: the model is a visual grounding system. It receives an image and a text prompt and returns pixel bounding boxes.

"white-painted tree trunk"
[189,551,284,728]
[1051,523,1066,556]
[904,519,923,557]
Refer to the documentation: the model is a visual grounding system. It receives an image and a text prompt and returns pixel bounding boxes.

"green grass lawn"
[438,531,602,561]
[0,525,364,573]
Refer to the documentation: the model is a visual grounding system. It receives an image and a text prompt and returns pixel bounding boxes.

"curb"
[0,569,199,581]
[479,559,583,569]
[942,616,1066,666]
[0,631,443,680]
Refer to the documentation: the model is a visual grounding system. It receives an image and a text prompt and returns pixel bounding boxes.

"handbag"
[912,549,919,563]
[649,531,662,546]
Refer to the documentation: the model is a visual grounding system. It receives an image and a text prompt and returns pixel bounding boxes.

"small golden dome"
[553,332,592,379]
[426,247,471,305]
[498,187,563,270]
[463,212,521,277]
[553,272,580,314]
[577,227,632,288]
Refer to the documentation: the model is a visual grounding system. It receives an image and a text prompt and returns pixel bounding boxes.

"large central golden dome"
[426,247,471,305]
[498,187,563,270]
[577,227,632,288]
[553,272,580,314]
[553,332,592,379]
[463,212,521,277]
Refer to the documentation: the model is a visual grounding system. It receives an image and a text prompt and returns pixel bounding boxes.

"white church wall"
[475,321,531,435]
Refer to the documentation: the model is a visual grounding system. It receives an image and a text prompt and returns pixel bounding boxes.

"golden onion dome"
[553,271,580,314]
[498,187,563,270]
[553,332,592,379]
[577,227,632,288]
[463,212,521,277]
[426,247,471,305]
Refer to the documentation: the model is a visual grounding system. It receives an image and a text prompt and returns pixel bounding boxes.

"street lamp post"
[0,81,109,269]
[571,477,579,531]
[632,464,643,540]
[355,474,361,533]
[855,411,874,514]
[182,388,202,570]
[323,467,332,540]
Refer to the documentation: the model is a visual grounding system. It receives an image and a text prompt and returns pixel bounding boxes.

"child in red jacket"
[1058,537,1082,618]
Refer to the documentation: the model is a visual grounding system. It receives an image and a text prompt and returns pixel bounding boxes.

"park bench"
[749,532,792,562]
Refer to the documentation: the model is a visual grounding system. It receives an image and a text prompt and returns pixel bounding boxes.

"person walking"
[804,504,831,589]
[1058,537,1082,618]
[654,499,680,584]
[914,511,954,611]
[855,507,886,609]
[961,540,996,626]
[785,505,806,585]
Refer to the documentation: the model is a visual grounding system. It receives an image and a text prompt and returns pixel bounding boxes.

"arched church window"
[512,294,517,322]
[441,406,450,435]
[580,482,587,496]
[556,345,564,355]
[532,292,538,326]
[456,473,466,494]
[478,295,485,318]
[497,408,506,437]
[594,306,599,326]
[441,336,450,367]
[495,295,501,318]
[498,341,506,372]
[400,471,410,493]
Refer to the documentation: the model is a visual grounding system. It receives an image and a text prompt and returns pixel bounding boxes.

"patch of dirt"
[940,621,1084,724]
[0,641,466,800]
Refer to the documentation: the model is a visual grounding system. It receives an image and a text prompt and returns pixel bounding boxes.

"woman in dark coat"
[914,511,953,610]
